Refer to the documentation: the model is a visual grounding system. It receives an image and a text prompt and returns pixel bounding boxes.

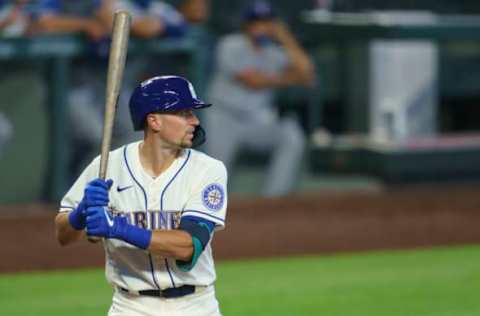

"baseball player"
[205,0,314,196]
[54,76,227,316]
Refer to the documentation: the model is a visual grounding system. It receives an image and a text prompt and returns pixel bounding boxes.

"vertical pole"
[47,56,70,201]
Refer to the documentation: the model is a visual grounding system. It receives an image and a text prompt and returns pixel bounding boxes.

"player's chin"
[180,142,193,149]
[179,136,194,148]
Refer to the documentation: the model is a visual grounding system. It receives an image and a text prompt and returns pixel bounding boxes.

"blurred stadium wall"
[2,0,480,202]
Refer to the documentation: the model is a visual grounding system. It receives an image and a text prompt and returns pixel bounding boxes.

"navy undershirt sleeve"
[176,216,215,271]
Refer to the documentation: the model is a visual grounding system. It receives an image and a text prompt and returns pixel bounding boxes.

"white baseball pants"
[108,285,222,316]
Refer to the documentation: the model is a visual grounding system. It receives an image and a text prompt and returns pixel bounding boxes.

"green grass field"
[1,245,479,316]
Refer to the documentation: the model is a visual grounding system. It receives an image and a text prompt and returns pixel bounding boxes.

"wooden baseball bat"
[89,11,131,243]
[99,11,131,179]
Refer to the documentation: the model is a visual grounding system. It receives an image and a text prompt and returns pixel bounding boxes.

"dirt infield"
[1,185,479,273]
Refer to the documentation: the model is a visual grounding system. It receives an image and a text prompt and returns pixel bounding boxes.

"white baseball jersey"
[60,141,228,291]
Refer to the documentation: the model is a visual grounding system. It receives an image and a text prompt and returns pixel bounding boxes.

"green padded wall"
[0,70,48,203]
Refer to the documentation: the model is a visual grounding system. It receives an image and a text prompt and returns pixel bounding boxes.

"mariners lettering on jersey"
[202,183,225,212]
[110,208,182,230]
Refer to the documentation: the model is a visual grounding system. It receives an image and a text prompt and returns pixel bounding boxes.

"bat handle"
[87,176,106,243]
[87,177,108,243]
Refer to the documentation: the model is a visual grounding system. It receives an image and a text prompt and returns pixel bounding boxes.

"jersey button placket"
[150,184,161,210]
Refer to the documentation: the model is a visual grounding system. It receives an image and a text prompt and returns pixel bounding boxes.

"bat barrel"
[99,11,131,180]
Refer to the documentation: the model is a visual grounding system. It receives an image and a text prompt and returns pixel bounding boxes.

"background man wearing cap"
[205,0,314,197]
[54,75,227,316]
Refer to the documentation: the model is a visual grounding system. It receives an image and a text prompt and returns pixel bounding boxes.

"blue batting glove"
[68,179,113,231]
[68,200,87,230]
[85,207,152,250]
[83,178,113,208]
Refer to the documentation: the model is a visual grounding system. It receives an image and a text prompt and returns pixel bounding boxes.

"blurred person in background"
[29,0,117,176]
[175,0,210,25]
[108,0,187,39]
[31,0,109,41]
[0,0,30,36]
[0,0,28,157]
[205,0,314,197]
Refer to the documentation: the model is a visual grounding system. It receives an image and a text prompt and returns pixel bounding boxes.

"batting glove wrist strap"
[68,201,87,230]
[86,206,152,250]
[117,222,152,250]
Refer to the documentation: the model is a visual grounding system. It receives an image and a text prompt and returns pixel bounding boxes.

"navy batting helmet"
[129,75,211,146]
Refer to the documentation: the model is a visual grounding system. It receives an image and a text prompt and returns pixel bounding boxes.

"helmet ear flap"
[192,126,206,148]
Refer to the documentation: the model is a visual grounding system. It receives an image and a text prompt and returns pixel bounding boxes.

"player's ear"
[146,113,163,131]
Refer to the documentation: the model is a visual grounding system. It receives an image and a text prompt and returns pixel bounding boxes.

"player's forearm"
[277,63,314,87]
[0,20,9,30]
[282,48,314,85]
[35,16,96,34]
[96,0,114,29]
[251,70,302,88]
[131,18,164,38]
[275,24,309,66]
[54,212,84,246]
[0,7,20,31]
[0,15,13,30]
[236,71,284,90]
[277,32,315,85]
[148,230,194,261]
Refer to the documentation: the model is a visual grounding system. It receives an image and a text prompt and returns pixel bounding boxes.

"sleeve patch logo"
[202,183,225,211]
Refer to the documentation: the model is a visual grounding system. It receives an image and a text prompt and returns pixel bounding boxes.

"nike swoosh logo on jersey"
[117,185,133,192]
[103,207,115,227]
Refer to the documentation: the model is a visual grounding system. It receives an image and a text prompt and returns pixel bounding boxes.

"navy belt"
[119,285,196,298]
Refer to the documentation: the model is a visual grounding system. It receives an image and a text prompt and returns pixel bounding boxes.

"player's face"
[245,20,274,39]
[151,109,200,148]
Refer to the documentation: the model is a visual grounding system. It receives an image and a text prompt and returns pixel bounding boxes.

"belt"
[119,285,196,298]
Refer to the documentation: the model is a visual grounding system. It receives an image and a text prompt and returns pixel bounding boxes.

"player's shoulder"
[111,142,134,158]
[89,141,138,167]
[187,149,227,175]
